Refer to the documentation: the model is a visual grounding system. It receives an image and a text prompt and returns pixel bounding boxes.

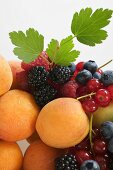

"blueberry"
[84,60,98,74]
[100,121,113,140]
[108,137,113,153]
[101,70,113,86]
[80,160,100,170]
[93,72,101,80]
[68,62,76,74]
[76,69,92,85]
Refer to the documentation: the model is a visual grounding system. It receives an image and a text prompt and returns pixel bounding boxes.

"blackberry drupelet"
[55,154,78,170]
[28,66,49,88]
[50,66,71,84]
[33,83,57,106]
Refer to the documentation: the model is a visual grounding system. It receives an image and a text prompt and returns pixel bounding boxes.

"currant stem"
[77,92,96,100]
[89,114,93,150]
[98,59,113,69]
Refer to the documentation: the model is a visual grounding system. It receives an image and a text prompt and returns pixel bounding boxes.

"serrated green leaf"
[46,39,59,63]
[9,28,44,63]
[71,8,113,46]
[46,35,80,66]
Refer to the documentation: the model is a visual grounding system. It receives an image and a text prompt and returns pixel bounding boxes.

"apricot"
[27,130,40,144]
[0,56,13,95]
[36,98,89,148]
[23,140,66,170]
[0,89,40,141]
[0,140,23,170]
[9,60,23,89]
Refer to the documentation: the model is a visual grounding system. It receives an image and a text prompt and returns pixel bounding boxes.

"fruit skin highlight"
[0,140,23,170]
[0,56,13,96]
[0,89,40,141]
[36,98,89,148]
[23,140,66,170]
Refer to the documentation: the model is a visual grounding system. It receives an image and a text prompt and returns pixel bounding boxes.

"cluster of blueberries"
[75,60,113,86]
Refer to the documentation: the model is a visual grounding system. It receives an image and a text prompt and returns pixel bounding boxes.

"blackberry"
[55,154,78,170]
[28,66,49,88]
[50,66,71,84]
[33,83,57,106]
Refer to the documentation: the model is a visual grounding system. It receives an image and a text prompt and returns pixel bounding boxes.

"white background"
[0,0,113,153]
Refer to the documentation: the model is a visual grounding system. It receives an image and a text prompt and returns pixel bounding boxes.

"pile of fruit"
[0,7,113,170]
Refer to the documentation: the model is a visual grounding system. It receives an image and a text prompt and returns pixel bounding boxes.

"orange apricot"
[0,89,40,141]
[36,98,89,148]
[0,55,13,95]
[23,140,66,170]
[0,140,23,170]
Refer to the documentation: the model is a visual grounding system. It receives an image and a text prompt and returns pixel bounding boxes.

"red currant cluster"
[73,61,113,117]
[69,127,113,170]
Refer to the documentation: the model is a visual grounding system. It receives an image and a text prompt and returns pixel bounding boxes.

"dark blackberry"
[28,66,49,88]
[55,154,78,170]
[33,83,57,106]
[50,66,71,84]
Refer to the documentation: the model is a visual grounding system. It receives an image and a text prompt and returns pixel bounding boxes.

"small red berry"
[76,62,85,71]
[60,80,79,98]
[75,138,90,151]
[21,51,50,71]
[97,68,103,74]
[75,150,92,165]
[76,86,89,98]
[95,155,108,170]
[93,139,107,155]
[70,70,79,80]
[95,89,111,107]
[82,98,98,116]
[87,79,102,92]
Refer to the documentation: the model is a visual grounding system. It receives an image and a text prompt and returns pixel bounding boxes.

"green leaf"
[71,8,113,46]
[46,39,59,63]
[46,35,80,66]
[9,28,44,63]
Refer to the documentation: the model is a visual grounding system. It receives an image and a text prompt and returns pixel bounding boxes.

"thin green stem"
[77,92,96,100]
[98,59,113,69]
[89,114,93,150]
